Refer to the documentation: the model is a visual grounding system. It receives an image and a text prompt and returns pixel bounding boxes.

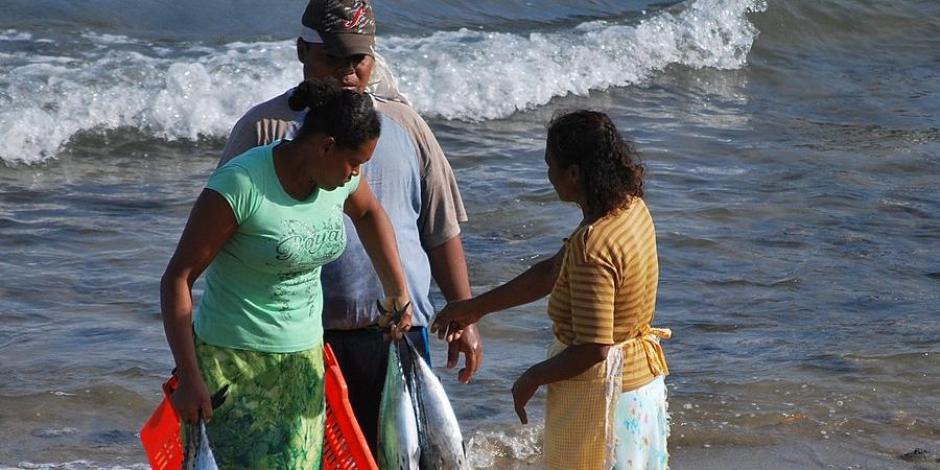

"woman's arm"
[161,189,238,423]
[510,343,609,424]
[343,179,411,338]
[430,246,565,339]
[514,238,621,423]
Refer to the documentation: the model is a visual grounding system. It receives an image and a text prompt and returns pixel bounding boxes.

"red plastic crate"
[141,344,375,470]
[140,375,183,470]
[322,343,378,470]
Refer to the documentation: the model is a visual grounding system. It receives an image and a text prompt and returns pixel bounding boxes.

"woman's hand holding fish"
[171,372,214,424]
[379,296,413,340]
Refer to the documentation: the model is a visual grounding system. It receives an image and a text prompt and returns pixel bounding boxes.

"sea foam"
[0,0,765,164]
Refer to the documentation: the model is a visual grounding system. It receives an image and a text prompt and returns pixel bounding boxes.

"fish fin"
[210,384,229,410]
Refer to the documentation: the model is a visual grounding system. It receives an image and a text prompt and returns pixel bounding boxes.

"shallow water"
[1,0,939,468]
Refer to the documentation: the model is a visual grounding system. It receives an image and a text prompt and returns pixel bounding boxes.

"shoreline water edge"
[2,0,939,468]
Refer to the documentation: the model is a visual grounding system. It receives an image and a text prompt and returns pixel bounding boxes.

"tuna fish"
[403,337,470,470]
[183,421,219,470]
[182,383,227,470]
[378,341,421,470]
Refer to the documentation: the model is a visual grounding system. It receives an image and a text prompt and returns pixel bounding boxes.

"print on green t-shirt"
[194,142,360,353]
[275,218,347,266]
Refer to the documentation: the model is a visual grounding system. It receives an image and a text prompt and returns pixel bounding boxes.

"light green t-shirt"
[194,142,360,353]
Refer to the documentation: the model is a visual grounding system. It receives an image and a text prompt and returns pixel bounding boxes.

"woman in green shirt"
[160,79,411,468]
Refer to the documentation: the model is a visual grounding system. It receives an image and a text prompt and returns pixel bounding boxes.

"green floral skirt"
[192,336,325,469]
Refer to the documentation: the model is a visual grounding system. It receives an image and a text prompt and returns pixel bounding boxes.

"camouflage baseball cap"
[301,0,376,57]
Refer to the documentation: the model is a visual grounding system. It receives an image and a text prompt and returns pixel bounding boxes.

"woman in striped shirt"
[432,110,671,470]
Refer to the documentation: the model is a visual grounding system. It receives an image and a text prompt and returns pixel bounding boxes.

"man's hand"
[446,324,482,383]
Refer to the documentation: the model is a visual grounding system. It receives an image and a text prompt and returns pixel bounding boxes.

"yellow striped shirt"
[547,198,667,391]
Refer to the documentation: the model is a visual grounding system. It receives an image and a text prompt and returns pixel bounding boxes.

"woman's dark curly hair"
[546,110,645,216]
[288,79,381,148]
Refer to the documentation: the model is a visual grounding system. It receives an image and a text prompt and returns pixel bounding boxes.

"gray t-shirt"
[218,90,467,328]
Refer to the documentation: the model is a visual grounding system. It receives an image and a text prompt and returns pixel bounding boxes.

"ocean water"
[1,0,939,468]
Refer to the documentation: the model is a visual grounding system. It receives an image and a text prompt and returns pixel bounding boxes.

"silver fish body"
[183,421,219,470]
[406,341,470,470]
[378,341,421,470]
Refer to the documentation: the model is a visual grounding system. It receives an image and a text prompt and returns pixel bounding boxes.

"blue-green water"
[1,1,939,468]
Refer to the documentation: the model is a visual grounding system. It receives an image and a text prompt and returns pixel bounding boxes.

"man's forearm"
[427,235,472,302]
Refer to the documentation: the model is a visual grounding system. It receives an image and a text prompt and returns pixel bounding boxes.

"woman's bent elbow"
[592,344,611,363]
[159,271,177,299]
[159,271,189,319]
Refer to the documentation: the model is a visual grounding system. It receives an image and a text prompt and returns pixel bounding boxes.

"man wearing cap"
[217,0,482,454]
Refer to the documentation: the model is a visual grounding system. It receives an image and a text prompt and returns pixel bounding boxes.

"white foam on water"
[466,424,544,468]
[387,0,765,120]
[77,32,141,45]
[0,30,33,41]
[30,427,78,437]
[6,463,148,470]
[0,38,301,164]
[0,0,765,165]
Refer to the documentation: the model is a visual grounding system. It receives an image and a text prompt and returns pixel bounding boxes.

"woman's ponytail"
[289,79,381,149]
[288,79,343,113]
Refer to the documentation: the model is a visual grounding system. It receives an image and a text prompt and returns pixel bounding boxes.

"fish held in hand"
[404,337,470,470]
[378,341,421,470]
[183,421,219,470]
